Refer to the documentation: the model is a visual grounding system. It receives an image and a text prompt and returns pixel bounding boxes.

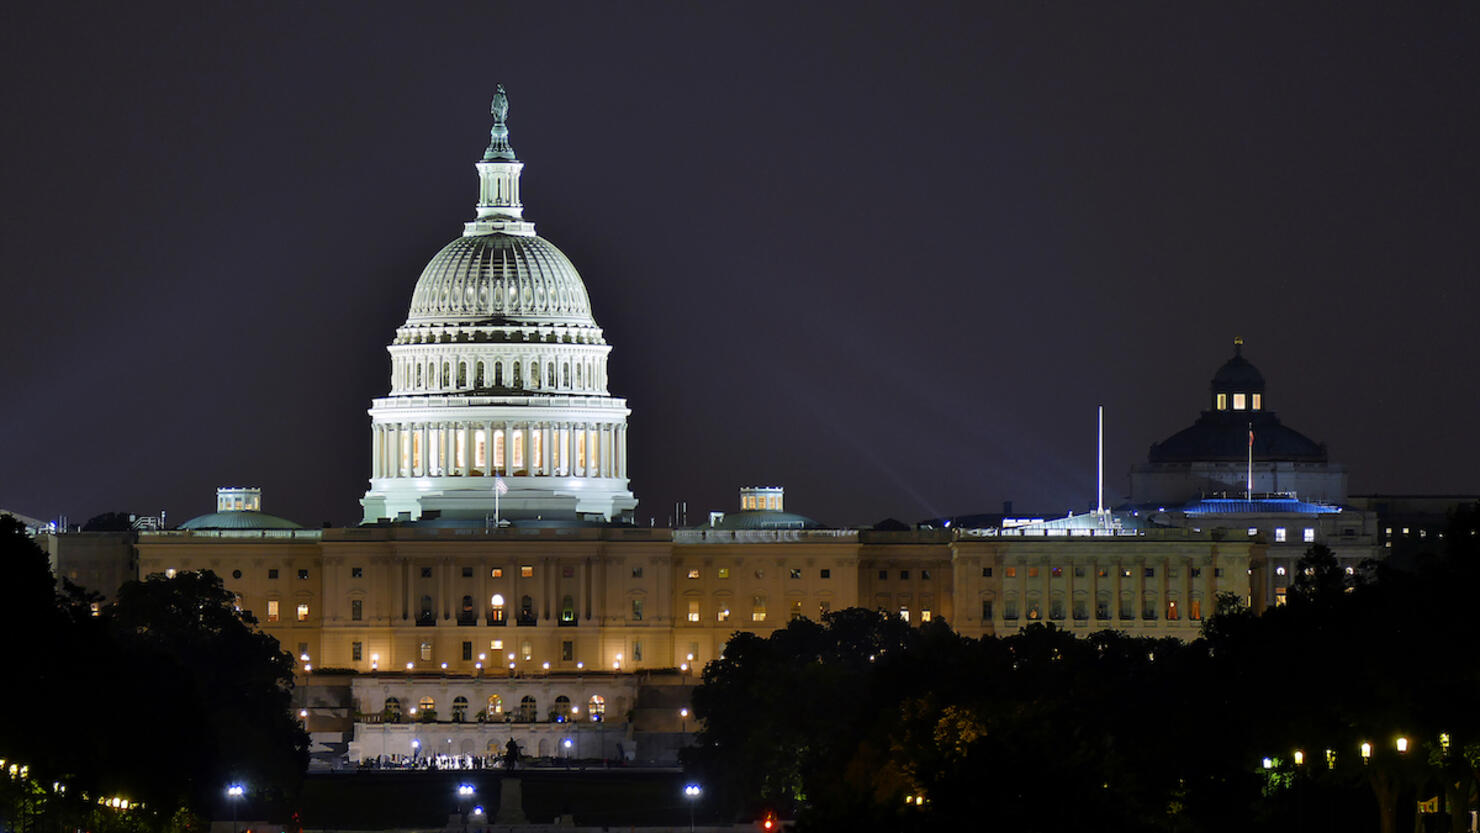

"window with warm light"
[1252,393,1262,409]
[267,600,280,622]
[688,600,700,622]
[717,607,730,622]
[520,565,533,578]
[1005,567,1016,578]
[1232,393,1246,410]
[296,603,309,622]
[751,595,766,622]
[687,568,700,580]
[1275,588,1287,606]
[921,609,932,623]
[899,606,910,622]
[520,640,533,661]
[420,641,432,661]
[717,567,729,579]
[1216,393,1228,410]
[790,600,803,621]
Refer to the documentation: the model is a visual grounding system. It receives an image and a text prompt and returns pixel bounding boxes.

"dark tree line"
[687,505,1480,833]
[0,516,307,833]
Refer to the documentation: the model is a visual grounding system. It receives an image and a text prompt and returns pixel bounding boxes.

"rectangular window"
[1252,393,1262,409]
[790,600,803,621]
[1144,568,1155,578]
[631,567,643,579]
[878,569,888,580]
[789,569,802,579]
[1303,528,1315,542]
[520,565,533,578]
[900,570,910,580]
[1215,568,1225,578]
[562,566,575,578]
[717,567,729,579]
[267,600,280,622]
[490,639,503,652]
[462,566,473,578]
[1074,566,1086,578]
[820,569,831,579]
[899,607,910,622]
[981,567,993,578]
[920,609,932,623]
[1190,598,1203,620]
[631,599,644,621]
[520,640,532,661]
[462,641,473,661]
[717,607,730,622]
[1190,567,1202,578]
[981,600,993,619]
[922,569,931,580]
[1073,599,1087,620]
[751,596,766,622]
[351,566,363,579]
[1028,567,1039,578]
[297,603,310,622]
[1098,568,1109,578]
[1233,393,1247,410]
[420,567,433,578]
[352,642,362,661]
[1121,569,1133,578]
[1216,393,1228,410]
[491,568,503,578]
[1005,567,1017,578]
[1275,527,1287,542]
[351,599,363,621]
[1051,567,1062,578]
[1096,598,1110,620]
[268,569,279,580]
[688,600,700,622]
[687,569,700,580]
[1167,601,1180,620]
[1248,527,1259,536]
[1275,588,1288,606]
[632,640,643,662]
[562,640,573,661]
[1003,600,1018,620]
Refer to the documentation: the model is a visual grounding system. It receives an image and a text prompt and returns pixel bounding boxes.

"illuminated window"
[1026,600,1041,620]
[717,568,729,579]
[267,600,280,622]
[1121,569,1132,578]
[1274,527,1287,542]
[899,606,910,622]
[1190,597,1202,620]
[521,565,534,578]
[296,603,309,622]
[687,568,700,579]
[1167,600,1179,620]
[1252,393,1262,409]
[490,639,503,652]
[513,429,526,470]
[790,600,803,621]
[588,695,605,720]
[420,642,432,661]
[560,595,575,623]
[1232,393,1247,410]
[688,600,700,622]
[384,697,401,720]
[1248,527,1259,536]
[1027,567,1039,578]
[351,600,363,621]
[717,607,730,622]
[1275,588,1287,606]
[920,608,932,623]
[491,567,503,578]
[488,694,502,715]
[751,595,767,622]
[576,431,586,470]
[474,429,487,471]
[1216,393,1228,410]
[490,594,505,623]
[790,569,802,579]
[1005,567,1017,578]
[1303,528,1315,542]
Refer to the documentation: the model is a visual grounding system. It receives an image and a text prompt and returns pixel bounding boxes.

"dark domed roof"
[1210,342,1265,393]
[178,511,303,531]
[1149,411,1326,464]
[710,510,823,531]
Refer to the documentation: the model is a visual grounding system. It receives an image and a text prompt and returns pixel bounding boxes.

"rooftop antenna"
[1097,405,1105,516]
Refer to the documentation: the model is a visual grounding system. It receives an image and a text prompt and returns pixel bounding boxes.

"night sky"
[3,3,1476,529]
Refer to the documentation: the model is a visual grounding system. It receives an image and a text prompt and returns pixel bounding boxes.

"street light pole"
[226,784,244,833]
[683,784,701,833]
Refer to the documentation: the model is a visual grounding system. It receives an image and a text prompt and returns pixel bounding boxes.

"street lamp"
[226,784,245,833]
[457,784,475,833]
[683,784,701,833]
[1360,741,1372,763]
[680,708,689,733]
[1395,736,1408,753]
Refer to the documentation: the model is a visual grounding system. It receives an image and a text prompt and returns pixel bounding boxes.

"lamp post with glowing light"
[683,783,701,833]
[456,784,475,833]
[226,784,244,833]
[679,707,689,734]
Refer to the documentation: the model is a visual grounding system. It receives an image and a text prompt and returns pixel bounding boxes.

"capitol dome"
[405,234,595,328]
[360,86,636,526]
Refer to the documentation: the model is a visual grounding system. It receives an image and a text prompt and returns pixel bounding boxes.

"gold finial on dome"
[1233,336,1244,355]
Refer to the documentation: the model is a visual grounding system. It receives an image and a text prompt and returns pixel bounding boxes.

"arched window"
[494,361,503,387]
[1167,599,1180,620]
[547,362,555,389]
[458,362,467,388]
[561,594,575,624]
[513,362,523,388]
[490,594,505,624]
[554,695,571,722]
[562,362,570,388]
[519,695,538,722]
[383,697,402,721]
[475,362,484,388]
[418,696,436,721]
[588,695,605,721]
[460,595,475,625]
[575,363,582,389]
[416,364,423,388]
[1190,595,1203,621]
[452,696,469,722]
[512,429,525,470]
[442,362,450,389]
[1049,596,1065,621]
[488,694,503,716]
[519,595,535,625]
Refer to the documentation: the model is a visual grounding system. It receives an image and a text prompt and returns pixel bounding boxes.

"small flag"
[1249,428,1254,448]
[495,477,508,496]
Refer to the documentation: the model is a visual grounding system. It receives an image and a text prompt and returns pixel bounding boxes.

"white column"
[417,424,428,476]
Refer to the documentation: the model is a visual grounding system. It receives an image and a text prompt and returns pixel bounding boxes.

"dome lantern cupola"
[1210,337,1266,412]
[467,84,534,237]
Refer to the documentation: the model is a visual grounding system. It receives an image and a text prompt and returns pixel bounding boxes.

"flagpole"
[1247,422,1254,500]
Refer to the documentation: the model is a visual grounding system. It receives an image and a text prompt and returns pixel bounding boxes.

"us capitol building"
[38,89,1389,768]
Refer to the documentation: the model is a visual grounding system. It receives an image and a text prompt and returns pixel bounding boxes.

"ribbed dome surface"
[405,234,594,327]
